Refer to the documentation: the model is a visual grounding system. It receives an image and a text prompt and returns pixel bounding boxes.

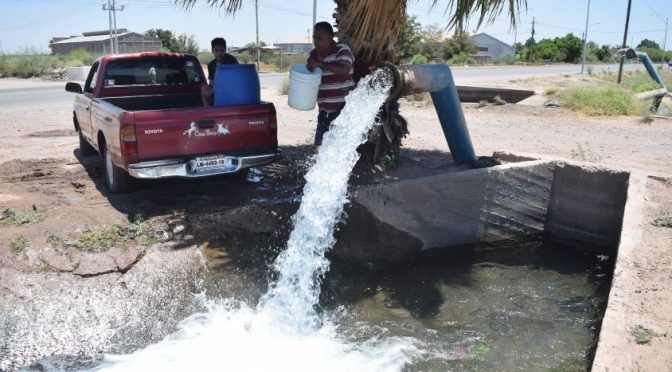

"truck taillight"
[269,107,277,129]
[120,124,138,162]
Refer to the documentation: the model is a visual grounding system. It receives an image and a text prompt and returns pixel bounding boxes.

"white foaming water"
[96,70,422,371]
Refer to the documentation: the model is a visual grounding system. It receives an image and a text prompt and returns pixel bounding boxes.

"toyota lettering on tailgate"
[144,129,164,135]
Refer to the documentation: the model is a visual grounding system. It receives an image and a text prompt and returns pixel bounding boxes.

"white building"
[470,33,514,63]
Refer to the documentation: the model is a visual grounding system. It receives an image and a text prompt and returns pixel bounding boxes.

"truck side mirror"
[65,82,83,94]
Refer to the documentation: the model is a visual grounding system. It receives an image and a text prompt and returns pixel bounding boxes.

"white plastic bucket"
[288,64,322,111]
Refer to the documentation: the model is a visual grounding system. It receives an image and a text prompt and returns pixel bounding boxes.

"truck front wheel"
[103,144,134,193]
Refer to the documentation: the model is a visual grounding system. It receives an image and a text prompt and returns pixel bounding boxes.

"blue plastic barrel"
[213,64,261,107]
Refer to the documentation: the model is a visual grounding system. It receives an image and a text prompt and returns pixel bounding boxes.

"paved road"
[0,63,658,108]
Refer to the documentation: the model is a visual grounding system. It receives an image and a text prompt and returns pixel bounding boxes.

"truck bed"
[103,93,203,111]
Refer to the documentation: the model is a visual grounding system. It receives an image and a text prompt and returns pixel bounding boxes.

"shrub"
[652,212,672,228]
[410,54,428,65]
[64,49,95,66]
[493,52,515,65]
[493,95,506,105]
[449,52,475,65]
[545,87,559,95]
[560,86,646,116]
[10,235,28,253]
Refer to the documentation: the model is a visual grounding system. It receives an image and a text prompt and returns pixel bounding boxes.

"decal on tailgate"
[182,122,230,138]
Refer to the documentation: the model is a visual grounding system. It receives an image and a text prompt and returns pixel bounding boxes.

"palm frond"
[437,0,527,31]
[175,0,243,13]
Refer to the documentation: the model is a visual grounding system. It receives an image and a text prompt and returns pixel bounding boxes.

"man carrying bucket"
[307,22,355,145]
[201,37,238,106]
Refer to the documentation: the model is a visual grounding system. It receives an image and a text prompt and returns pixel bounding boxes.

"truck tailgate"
[132,103,277,161]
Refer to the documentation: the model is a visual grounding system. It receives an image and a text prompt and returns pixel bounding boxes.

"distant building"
[470,33,514,63]
[274,39,313,54]
[50,29,161,55]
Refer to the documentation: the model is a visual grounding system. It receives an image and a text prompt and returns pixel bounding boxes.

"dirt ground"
[0,75,671,370]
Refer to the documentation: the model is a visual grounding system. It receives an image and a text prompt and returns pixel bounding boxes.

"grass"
[74,214,160,252]
[596,70,672,93]
[631,325,655,345]
[652,212,672,228]
[1,210,45,225]
[476,100,489,108]
[46,232,63,246]
[10,235,29,253]
[560,86,646,116]
[0,49,96,78]
[492,95,506,105]
[570,143,602,163]
[544,87,559,95]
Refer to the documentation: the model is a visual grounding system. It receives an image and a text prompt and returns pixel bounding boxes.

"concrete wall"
[545,163,629,251]
[340,160,628,260]
[203,160,629,263]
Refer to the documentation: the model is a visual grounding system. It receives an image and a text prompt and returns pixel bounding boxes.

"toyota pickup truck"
[65,52,278,193]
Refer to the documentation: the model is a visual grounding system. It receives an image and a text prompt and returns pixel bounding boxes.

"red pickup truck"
[65,52,278,193]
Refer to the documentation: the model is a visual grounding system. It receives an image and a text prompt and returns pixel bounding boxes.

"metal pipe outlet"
[388,64,476,165]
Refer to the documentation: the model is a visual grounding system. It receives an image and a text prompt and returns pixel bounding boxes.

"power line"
[0,3,94,31]
[643,0,667,24]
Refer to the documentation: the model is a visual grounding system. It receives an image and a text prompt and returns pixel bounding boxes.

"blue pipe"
[634,51,667,90]
[622,48,668,90]
[396,64,476,165]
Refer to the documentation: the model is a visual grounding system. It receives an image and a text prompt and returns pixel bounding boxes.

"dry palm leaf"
[176,0,243,13]
[439,0,526,31]
[337,0,407,64]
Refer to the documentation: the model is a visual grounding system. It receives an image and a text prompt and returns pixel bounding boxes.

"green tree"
[175,33,199,54]
[595,44,614,62]
[533,38,563,62]
[442,32,477,60]
[395,15,423,60]
[555,33,583,63]
[637,39,661,50]
[145,29,199,54]
[144,29,176,51]
[418,24,446,60]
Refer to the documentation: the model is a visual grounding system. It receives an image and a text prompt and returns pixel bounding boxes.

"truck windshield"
[103,57,203,87]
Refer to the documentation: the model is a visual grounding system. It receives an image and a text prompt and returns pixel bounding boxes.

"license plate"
[190,154,235,172]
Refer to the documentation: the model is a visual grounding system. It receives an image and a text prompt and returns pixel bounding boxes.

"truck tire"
[78,130,97,156]
[103,143,134,193]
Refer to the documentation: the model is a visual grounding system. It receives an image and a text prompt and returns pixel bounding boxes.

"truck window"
[84,62,100,94]
[103,57,203,87]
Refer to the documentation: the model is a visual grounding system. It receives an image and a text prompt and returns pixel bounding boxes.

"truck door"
[75,62,99,146]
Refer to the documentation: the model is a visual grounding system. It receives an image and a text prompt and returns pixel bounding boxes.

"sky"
[0,0,670,54]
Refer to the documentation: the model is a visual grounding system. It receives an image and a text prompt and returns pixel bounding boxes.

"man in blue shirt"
[202,37,238,106]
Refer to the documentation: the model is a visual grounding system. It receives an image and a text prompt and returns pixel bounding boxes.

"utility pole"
[104,0,113,54]
[531,17,536,40]
[113,0,119,53]
[255,0,260,71]
[312,0,316,36]
[617,0,633,84]
[663,17,668,67]
[513,26,517,64]
[581,0,591,74]
[102,0,124,54]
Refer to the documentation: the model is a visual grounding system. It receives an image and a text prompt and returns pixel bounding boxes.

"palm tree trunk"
[334,0,408,168]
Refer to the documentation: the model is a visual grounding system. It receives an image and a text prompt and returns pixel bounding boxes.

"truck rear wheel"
[78,130,97,156]
[103,143,134,193]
